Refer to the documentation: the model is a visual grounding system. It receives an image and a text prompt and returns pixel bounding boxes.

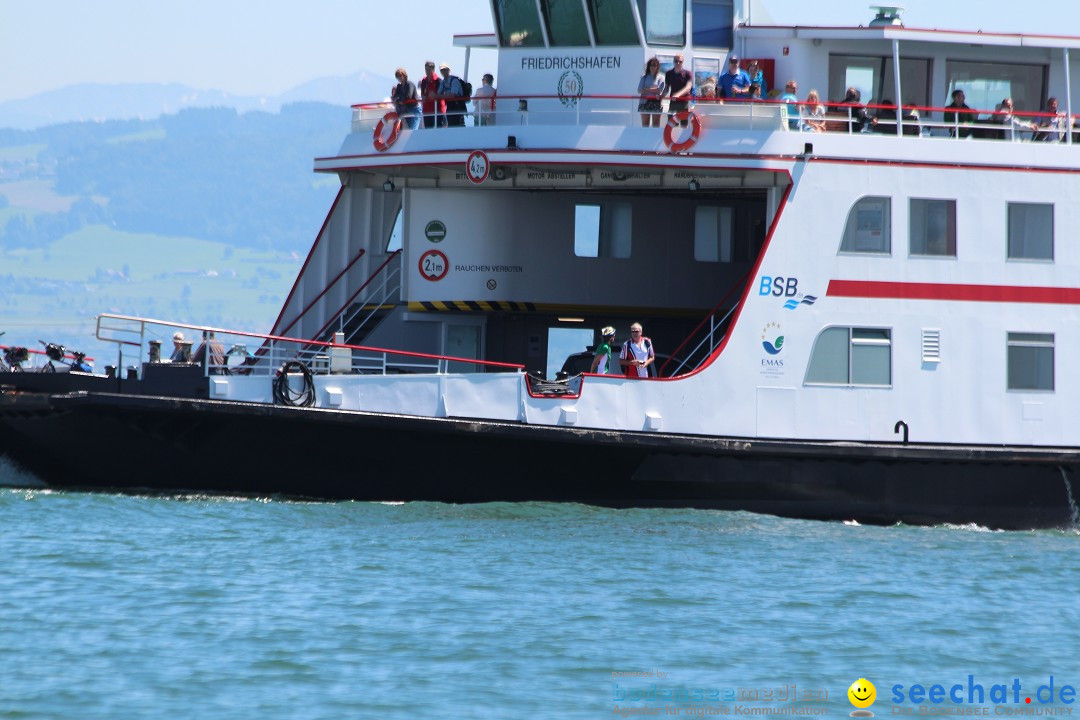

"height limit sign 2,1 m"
[418,249,448,281]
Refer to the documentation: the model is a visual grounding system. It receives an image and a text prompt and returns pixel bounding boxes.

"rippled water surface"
[2,457,1079,719]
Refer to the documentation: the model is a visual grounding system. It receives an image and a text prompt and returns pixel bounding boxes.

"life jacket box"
[329,332,351,374]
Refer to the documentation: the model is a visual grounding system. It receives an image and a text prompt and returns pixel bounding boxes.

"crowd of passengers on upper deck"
[386,51,1076,142]
[636,52,1079,141]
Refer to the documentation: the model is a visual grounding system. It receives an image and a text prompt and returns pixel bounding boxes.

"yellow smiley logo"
[848,678,877,709]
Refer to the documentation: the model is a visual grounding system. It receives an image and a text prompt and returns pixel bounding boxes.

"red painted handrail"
[310,249,402,342]
[659,270,750,378]
[275,247,366,339]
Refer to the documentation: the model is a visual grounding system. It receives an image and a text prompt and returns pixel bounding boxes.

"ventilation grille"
[922,328,941,363]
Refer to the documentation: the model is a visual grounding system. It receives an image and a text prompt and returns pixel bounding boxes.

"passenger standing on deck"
[419,61,445,129]
[718,55,750,99]
[637,57,665,128]
[620,323,655,378]
[664,54,693,126]
[391,68,421,130]
[473,73,496,126]
[590,327,618,374]
[437,63,467,127]
[746,59,767,97]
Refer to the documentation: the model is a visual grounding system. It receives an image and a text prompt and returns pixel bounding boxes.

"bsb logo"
[758,275,800,297]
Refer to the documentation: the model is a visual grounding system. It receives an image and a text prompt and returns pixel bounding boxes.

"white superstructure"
[234,0,1080,449]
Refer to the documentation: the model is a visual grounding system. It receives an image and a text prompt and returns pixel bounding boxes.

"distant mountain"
[0,103,346,254]
[0,72,394,130]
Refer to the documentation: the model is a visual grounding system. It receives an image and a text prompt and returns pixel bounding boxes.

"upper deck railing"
[95,313,524,379]
[349,94,1078,145]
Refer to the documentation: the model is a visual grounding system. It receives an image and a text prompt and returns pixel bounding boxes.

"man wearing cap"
[719,55,750,99]
[590,327,617,375]
[419,61,445,129]
[437,63,467,127]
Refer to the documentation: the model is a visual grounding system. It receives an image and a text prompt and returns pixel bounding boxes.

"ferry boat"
[3,1,1080,529]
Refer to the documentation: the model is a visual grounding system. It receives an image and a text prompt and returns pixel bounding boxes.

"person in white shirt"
[473,73,496,126]
[620,323,655,378]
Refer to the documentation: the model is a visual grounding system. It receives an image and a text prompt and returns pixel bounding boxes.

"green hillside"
[0,103,345,360]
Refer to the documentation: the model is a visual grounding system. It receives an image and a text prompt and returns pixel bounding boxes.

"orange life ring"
[373,112,402,152]
[663,111,702,153]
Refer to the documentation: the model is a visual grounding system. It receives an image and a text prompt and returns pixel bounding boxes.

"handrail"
[95,313,525,373]
[312,250,402,341]
[339,262,401,345]
[660,271,750,378]
[275,247,366,339]
[348,91,1078,144]
[665,303,739,378]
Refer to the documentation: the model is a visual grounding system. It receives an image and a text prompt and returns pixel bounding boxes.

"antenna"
[869,5,905,27]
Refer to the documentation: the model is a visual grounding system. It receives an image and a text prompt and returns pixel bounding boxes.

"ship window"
[946,61,1047,120]
[840,196,891,254]
[692,0,733,48]
[495,0,546,47]
[828,55,932,110]
[909,199,956,257]
[805,326,891,386]
[575,203,632,258]
[386,207,403,253]
[1007,332,1054,391]
[540,0,591,46]
[586,0,640,45]
[637,0,685,46]
[575,204,601,256]
[694,206,733,262]
[1008,202,1053,261]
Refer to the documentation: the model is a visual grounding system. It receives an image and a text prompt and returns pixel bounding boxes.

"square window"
[694,206,733,262]
[910,199,956,257]
[1008,203,1053,261]
[1007,332,1054,391]
[574,203,631,258]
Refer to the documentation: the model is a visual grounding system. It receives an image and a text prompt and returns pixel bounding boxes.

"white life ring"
[664,111,702,153]
[373,112,402,152]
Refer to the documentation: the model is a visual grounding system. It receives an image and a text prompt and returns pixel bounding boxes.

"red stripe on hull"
[828,280,1080,304]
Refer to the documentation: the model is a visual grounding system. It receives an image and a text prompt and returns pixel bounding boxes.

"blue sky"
[3,0,1079,104]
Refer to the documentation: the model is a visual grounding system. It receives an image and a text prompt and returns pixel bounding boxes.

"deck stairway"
[659,275,747,377]
[312,250,403,346]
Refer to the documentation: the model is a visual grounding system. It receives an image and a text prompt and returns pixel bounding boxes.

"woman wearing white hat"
[589,326,617,374]
[169,331,188,362]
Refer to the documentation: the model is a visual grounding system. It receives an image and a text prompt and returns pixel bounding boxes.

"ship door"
[445,322,483,372]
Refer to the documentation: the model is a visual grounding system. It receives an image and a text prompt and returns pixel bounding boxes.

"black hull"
[1,389,1078,530]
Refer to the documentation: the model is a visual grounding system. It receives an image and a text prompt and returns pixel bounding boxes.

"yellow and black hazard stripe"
[409,301,538,312]
[408,301,707,316]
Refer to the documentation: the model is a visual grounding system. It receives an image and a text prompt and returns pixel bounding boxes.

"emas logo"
[761,322,784,355]
[784,296,817,310]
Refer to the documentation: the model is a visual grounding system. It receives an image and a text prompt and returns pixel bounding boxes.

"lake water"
[3,456,1079,720]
